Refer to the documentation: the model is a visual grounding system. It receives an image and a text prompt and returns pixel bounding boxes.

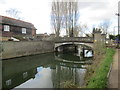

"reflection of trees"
[51,64,86,88]
[51,65,75,88]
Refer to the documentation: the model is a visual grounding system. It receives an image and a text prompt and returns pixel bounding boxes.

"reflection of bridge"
[55,56,92,65]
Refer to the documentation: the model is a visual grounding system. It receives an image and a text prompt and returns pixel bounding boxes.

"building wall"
[1,24,35,37]
[1,41,54,59]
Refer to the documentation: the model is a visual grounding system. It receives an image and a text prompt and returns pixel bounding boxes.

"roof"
[0,15,37,30]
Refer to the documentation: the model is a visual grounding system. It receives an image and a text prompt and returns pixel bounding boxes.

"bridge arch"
[55,42,94,50]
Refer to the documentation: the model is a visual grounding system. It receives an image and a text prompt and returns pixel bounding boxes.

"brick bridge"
[54,37,94,49]
[54,31,106,52]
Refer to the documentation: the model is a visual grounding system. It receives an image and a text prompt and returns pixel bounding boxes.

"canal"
[1,46,93,89]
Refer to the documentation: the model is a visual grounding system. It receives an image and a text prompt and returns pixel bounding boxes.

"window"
[4,25,10,31]
[23,72,28,78]
[6,79,12,86]
[22,28,26,34]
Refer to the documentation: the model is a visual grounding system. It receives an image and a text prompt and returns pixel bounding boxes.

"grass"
[86,48,115,88]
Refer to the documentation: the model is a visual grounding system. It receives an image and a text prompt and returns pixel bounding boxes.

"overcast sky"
[0,0,119,35]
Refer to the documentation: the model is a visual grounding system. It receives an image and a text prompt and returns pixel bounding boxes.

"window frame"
[4,25,10,31]
[22,28,27,34]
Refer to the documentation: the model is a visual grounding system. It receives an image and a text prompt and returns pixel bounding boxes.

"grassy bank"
[86,48,115,88]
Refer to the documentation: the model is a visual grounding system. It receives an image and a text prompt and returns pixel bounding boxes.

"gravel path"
[108,49,119,88]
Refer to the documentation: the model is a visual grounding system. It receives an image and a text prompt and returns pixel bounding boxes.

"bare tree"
[73,26,80,37]
[62,2,69,36]
[66,1,79,37]
[77,23,90,37]
[51,0,63,37]
[51,0,79,37]
[6,8,22,20]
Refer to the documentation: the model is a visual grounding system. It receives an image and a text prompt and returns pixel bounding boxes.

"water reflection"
[17,67,53,88]
[51,65,87,88]
[2,51,93,89]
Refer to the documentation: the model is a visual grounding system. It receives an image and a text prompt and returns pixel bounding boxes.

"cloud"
[77,0,118,34]
[0,0,6,4]
[79,1,115,21]
[78,2,109,10]
[0,0,119,34]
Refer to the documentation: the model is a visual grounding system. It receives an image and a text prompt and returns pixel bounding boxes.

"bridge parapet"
[54,37,94,43]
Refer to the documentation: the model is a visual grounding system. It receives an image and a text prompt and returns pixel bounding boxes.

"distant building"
[49,33,55,37]
[0,15,37,41]
[36,33,49,40]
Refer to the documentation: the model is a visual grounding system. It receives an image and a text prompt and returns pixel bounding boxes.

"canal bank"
[85,48,115,88]
[1,41,54,59]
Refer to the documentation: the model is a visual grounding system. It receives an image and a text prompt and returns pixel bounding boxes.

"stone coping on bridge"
[54,37,94,43]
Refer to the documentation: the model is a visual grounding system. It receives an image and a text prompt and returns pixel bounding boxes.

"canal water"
[1,48,93,89]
